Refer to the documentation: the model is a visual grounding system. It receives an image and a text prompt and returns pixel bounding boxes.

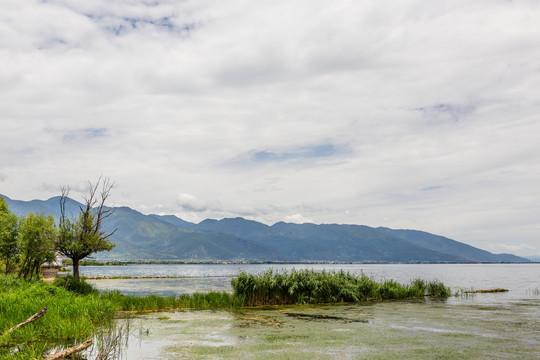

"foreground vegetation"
[0,276,116,359]
[1,270,451,359]
[0,276,242,359]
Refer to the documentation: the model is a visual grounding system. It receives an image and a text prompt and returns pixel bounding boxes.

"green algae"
[105,298,539,359]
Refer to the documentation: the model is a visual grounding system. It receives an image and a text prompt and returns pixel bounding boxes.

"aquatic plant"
[231,269,452,306]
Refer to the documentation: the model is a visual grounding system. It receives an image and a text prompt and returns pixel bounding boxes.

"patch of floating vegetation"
[285,312,368,323]
[462,288,509,293]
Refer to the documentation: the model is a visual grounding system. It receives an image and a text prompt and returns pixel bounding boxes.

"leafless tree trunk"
[58,177,117,281]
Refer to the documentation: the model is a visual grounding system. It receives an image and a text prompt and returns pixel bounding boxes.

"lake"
[84,263,540,301]
[81,264,540,359]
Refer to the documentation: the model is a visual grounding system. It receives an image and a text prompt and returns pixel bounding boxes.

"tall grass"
[0,275,116,359]
[231,269,451,306]
[100,291,243,311]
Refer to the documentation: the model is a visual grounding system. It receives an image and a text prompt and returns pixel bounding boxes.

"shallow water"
[81,264,540,359]
[85,263,540,303]
[85,298,540,359]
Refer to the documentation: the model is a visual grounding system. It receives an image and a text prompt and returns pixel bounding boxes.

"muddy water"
[83,297,540,360]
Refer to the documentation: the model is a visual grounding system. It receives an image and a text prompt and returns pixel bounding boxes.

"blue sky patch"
[62,128,108,142]
[415,103,474,122]
[421,185,444,191]
[251,144,342,163]
[84,13,198,37]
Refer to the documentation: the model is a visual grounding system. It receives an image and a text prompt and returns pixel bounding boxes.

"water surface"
[85,263,540,303]
[80,264,540,359]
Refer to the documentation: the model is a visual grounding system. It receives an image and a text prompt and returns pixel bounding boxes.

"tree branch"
[2,307,47,337]
[43,339,93,360]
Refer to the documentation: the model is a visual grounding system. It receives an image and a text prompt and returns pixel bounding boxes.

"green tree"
[57,177,117,281]
[0,198,20,274]
[18,212,57,280]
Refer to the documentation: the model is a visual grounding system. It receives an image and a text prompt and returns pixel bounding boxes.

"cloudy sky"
[1,0,539,256]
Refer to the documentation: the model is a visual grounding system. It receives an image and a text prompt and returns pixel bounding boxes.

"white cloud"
[176,193,222,213]
[1,0,540,255]
[284,214,313,224]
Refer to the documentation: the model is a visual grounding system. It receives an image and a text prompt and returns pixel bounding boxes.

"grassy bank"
[0,276,244,359]
[232,269,451,306]
[0,276,116,359]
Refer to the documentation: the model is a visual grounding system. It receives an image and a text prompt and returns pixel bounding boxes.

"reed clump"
[231,269,451,306]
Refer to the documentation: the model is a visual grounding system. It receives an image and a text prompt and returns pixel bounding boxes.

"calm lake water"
[78,264,540,359]
[84,263,540,303]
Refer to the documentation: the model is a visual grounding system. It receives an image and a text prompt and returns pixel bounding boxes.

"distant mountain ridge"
[1,194,529,263]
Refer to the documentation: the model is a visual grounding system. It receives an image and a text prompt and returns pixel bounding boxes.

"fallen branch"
[43,339,93,360]
[2,307,47,337]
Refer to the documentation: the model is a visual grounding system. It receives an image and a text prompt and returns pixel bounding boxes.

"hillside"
[1,194,530,263]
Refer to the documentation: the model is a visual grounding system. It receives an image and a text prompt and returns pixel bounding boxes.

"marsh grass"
[0,276,116,359]
[1,270,451,359]
[101,291,243,312]
[231,269,451,306]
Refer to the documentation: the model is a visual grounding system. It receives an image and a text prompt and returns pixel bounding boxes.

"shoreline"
[70,260,537,266]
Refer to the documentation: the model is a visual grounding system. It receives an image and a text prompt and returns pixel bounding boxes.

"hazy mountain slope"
[269,222,466,262]
[195,218,313,259]
[104,207,282,260]
[1,194,60,219]
[149,214,198,229]
[379,228,529,263]
[192,218,465,262]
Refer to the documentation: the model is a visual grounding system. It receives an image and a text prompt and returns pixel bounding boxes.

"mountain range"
[1,194,529,263]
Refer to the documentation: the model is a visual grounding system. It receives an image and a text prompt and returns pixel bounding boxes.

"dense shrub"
[53,275,98,295]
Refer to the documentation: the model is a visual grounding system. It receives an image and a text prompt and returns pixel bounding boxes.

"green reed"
[231,269,451,306]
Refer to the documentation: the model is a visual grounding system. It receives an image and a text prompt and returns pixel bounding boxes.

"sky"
[1,0,539,257]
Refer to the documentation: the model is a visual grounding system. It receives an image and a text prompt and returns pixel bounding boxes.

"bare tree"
[57,177,117,281]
